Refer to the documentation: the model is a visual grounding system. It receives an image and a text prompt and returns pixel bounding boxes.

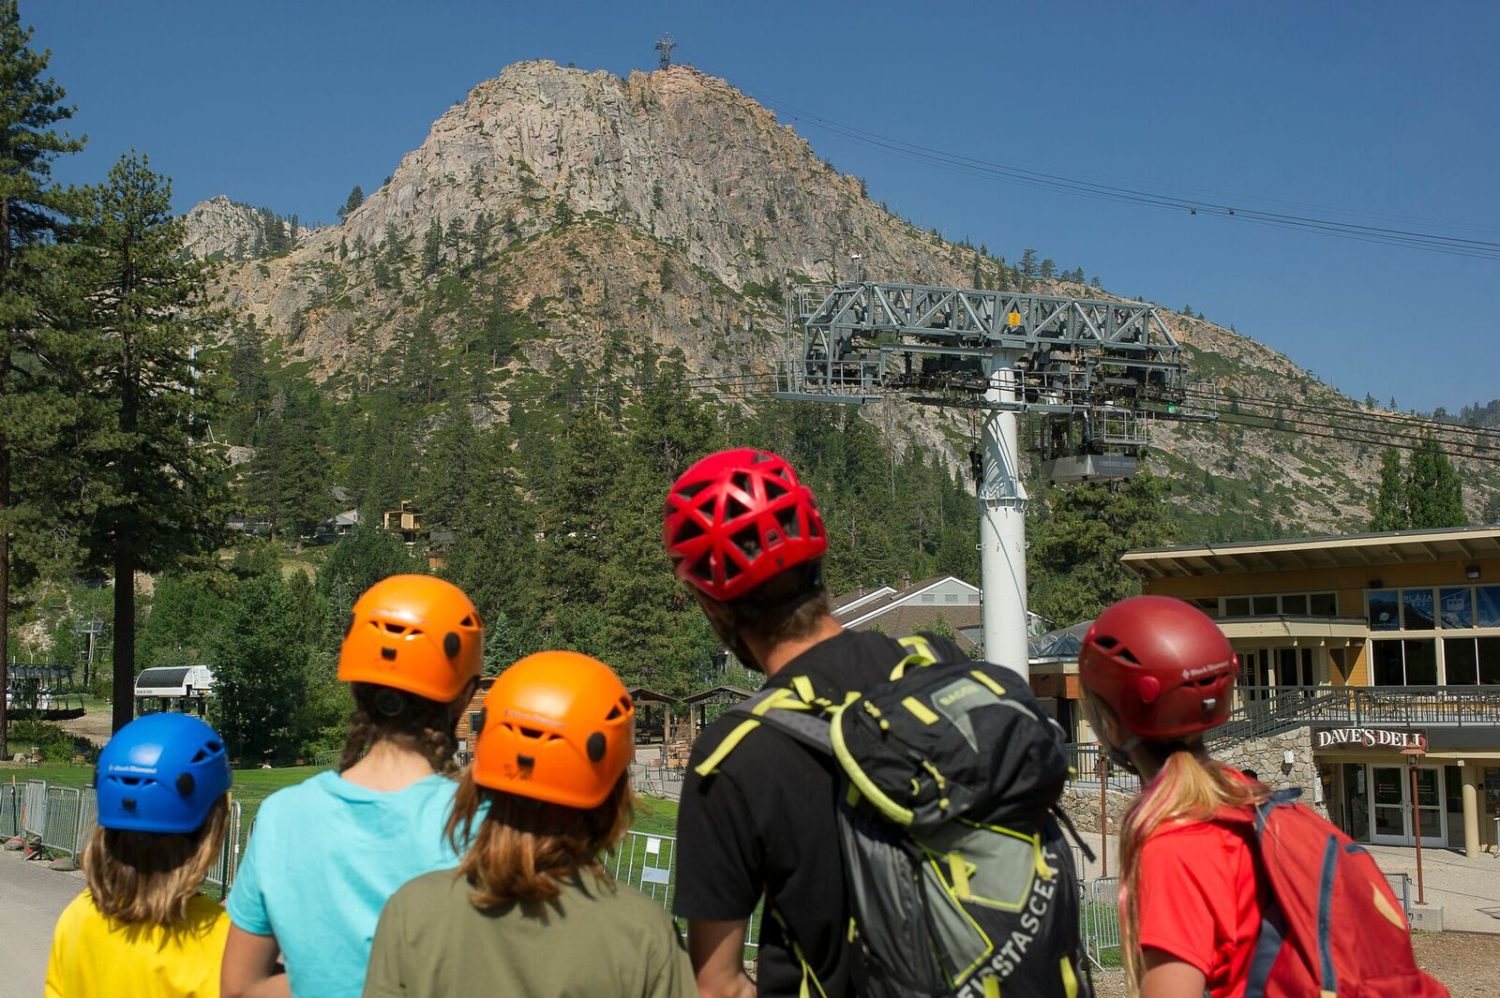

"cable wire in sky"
[756,97,1500,262]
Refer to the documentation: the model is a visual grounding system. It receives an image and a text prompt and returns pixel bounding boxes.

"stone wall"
[1057,726,1327,834]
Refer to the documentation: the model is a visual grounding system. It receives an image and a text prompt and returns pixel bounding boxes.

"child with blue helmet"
[45,712,234,997]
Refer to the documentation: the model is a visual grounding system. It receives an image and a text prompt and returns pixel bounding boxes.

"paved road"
[0,849,82,998]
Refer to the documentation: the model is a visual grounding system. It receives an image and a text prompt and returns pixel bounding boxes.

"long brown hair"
[82,795,229,928]
[339,682,465,774]
[445,771,634,908]
[1119,745,1267,995]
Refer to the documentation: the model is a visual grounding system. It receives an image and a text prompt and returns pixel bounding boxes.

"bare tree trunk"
[111,548,134,733]
[0,437,9,760]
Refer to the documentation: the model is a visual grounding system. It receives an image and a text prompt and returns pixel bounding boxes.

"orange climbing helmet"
[338,574,484,703]
[471,650,635,809]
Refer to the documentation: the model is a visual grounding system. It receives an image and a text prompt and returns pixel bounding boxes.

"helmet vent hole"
[776,507,800,539]
[730,471,753,493]
[207,740,222,753]
[731,526,762,559]
[723,558,742,582]
[763,478,789,500]
[606,703,624,721]
[191,749,208,763]
[443,632,461,658]
[380,647,397,661]
[518,726,547,740]
[675,481,709,500]
[809,518,823,539]
[382,622,407,635]
[725,494,751,520]
[120,776,141,787]
[674,518,705,543]
[1094,636,1119,650]
[517,754,535,769]
[459,615,475,628]
[586,732,607,762]
[689,555,713,582]
[176,773,196,797]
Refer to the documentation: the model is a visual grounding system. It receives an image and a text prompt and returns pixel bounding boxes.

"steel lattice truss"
[775,282,1191,415]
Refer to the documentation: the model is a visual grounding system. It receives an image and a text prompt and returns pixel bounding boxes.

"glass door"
[1370,765,1447,846]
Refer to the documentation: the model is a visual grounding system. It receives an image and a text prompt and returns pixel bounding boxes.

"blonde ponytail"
[1118,748,1267,995]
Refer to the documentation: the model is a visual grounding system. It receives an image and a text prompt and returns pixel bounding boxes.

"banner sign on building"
[1314,727,1427,752]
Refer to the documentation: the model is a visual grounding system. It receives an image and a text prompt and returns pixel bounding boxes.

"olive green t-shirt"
[363,868,695,998]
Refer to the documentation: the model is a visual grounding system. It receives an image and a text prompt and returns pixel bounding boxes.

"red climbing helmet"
[1078,595,1237,743]
[663,448,827,603]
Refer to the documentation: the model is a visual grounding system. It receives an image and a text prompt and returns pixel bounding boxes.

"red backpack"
[1217,789,1449,998]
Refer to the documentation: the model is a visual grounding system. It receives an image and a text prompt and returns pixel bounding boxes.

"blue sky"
[27,1,1499,413]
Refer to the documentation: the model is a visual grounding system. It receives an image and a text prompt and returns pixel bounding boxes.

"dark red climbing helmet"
[663,448,827,603]
[1078,595,1237,742]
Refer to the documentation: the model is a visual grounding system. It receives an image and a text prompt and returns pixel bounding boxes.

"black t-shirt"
[674,630,908,997]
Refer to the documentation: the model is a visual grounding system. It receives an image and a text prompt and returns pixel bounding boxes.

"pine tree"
[1405,434,1465,528]
[208,573,314,763]
[0,0,89,756]
[421,218,442,277]
[338,184,363,221]
[76,152,231,733]
[1039,258,1055,280]
[1019,248,1039,279]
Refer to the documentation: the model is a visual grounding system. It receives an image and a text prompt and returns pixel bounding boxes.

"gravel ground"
[1085,931,1500,996]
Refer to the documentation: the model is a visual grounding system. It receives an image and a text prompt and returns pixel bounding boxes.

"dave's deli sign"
[1314,727,1427,752]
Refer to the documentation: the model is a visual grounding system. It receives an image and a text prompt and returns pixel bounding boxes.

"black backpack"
[696,635,1090,998]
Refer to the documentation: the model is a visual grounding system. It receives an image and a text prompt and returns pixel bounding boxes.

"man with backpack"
[664,448,1085,998]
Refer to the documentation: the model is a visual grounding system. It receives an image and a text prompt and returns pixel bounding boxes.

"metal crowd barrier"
[40,786,83,859]
[0,783,19,838]
[21,779,47,838]
[610,829,677,907]
[1385,871,1414,921]
[73,790,97,859]
[204,799,244,899]
[1082,876,1122,969]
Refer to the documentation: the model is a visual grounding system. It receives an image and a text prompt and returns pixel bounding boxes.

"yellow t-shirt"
[46,890,228,998]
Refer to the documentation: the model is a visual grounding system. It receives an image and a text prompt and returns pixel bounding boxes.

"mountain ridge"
[183,60,1500,538]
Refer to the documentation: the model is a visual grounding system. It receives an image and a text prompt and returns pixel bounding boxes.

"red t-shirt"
[1136,817,1262,998]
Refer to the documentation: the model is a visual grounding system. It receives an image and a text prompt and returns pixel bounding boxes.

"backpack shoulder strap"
[691,683,839,777]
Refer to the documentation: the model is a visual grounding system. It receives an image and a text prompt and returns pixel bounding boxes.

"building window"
[1309,592,1338,616]
[1439,588,1473,628]
[1448,637,1500,684]
[1225,596,1250,617]
[944,593,958,603]
[1478,587,1500,628]
[1367,590,1400,631]
[1252,595,1278,615]
[1401,589,1436,630]
[1281,593,1309,616]
[1370,639,1437,686]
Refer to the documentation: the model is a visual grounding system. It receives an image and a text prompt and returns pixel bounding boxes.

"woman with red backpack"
[1078,595,1447,998]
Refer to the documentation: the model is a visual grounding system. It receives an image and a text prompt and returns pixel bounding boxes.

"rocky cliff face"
[183,195,315,261]
[193,60,1500,534]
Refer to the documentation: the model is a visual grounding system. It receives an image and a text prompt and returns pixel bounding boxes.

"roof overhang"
[1122,527,1500,581]
[1218,617,1369,643]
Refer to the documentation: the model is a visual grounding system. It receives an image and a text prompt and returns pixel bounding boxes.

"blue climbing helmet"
[95,713,232,834]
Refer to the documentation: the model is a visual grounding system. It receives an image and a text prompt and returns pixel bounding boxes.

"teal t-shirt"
[227,771,463,998]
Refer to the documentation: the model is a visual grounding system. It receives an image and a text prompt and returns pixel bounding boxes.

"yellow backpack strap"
[693,718,761,777]
[768,907,830,998]
[890,634,940,680]
[692,687,818,777]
